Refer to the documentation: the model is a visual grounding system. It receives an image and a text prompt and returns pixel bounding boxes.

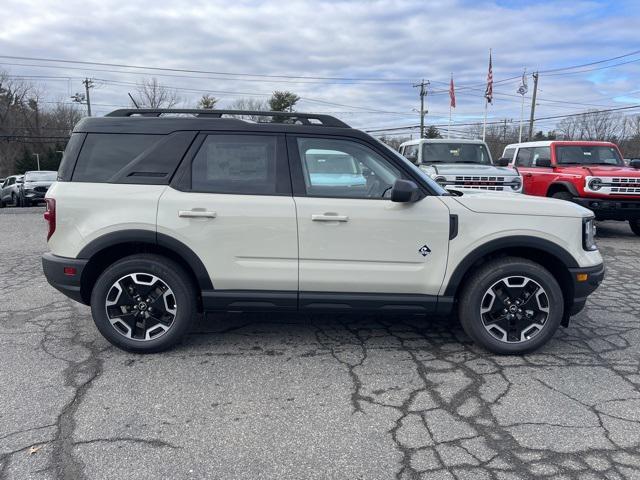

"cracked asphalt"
[1,207,640,480]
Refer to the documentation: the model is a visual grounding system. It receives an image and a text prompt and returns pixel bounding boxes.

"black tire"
[90,254,197,353]
[458,256,564,355]
[0,198,4,208]
[551,190,573,202]
[630,219,640,236]
[23,197,31,207]
[12,193,20,207]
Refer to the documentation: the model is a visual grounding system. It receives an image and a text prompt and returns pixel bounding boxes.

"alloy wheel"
[479,276,550,343]
[105,273,177,341]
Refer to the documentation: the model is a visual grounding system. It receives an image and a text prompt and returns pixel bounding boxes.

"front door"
[156,133,298,309]
[288,136,451,307]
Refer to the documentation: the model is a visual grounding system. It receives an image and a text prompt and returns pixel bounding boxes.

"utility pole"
[413,79,429,138]
[528,72,539,140]
[82,78,94,116]
[503,119,508,142]
[32,153,40,171]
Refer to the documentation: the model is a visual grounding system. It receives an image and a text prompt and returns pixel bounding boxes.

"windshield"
[24,171,57,182]
[556,145,623,166]
[422,143,491,165]
[376,140,448,195]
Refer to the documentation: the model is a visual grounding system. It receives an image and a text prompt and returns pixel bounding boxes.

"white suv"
[43,109,604,354]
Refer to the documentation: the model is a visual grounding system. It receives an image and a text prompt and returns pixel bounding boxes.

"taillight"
[44,198,56,241]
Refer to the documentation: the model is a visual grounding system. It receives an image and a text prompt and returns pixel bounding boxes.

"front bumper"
[565,263,605,320]
[573,197,640,220]
[42,252,88,304]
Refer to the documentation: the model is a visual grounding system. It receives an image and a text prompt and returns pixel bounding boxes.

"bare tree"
[556,110,624,142]
[226,97,269,122]
[132,78,180,108]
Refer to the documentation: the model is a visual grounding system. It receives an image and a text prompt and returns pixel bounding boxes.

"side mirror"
[16,178,23,184]
[630,159,640,169]
[390,179,419,203]
[405,154,418,164]
[495,157,510,167]
[535,158,552,168]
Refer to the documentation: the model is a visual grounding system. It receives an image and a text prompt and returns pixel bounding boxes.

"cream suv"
[43,109,604,354]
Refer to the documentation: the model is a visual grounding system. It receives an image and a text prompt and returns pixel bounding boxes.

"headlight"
[588,178,602,191]
[431,175,447,185]
[510,176,522,191]
[583,218,597,251]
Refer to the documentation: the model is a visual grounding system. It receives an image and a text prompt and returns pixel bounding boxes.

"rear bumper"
[566,263,605,318]
[42,252,88,304]
[573,197,640,220]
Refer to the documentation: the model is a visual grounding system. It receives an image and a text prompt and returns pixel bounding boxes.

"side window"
[503,148,515,161]
[296,137,404,199]
[8,178,15,186]
[515,148,533,167]
[191,134,287,195]
[403,144,419,163]
[532,147,551,166]
[72,134,160,182]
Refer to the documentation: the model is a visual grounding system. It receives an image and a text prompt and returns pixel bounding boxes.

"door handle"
[178,210,217,218]
[312,213,349,222]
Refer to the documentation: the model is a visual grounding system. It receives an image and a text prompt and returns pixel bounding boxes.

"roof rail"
[105,109,350,128]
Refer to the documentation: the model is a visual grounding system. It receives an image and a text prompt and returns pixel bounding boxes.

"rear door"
[288,135,450,308]
[156,132,298,309]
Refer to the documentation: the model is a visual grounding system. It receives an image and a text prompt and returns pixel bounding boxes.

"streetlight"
[32,153,40,171]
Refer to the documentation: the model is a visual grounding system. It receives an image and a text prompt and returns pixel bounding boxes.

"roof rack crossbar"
[105,109,350,128]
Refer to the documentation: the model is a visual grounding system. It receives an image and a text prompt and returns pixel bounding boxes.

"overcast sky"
[0,0,639,136]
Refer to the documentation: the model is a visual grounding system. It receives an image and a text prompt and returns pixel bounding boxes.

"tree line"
[2,71,640,176]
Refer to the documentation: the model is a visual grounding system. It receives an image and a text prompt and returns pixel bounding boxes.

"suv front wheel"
[90,254,197,353]
[458,257,563,354]
[629,219,640,236]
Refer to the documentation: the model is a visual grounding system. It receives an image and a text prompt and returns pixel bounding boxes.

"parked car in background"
[19,170,57,207]
[399,138,522,193]
[42,108,603,355]
[501,141,640,235]
[0,175,24,207]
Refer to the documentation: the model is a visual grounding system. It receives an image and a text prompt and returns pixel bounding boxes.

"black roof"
[73,109,356,136]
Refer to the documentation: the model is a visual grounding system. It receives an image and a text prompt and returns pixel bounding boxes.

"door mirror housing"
[495,157,510,167]
[404,153,418,164]
[630,159,640,169]
[390,179,420,203]
[535,158,552,168]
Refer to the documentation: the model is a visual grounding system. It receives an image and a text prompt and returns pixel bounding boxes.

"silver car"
[0,175,24,208]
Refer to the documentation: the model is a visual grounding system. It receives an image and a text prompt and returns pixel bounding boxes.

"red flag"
[485,51,493,104]
[449,75,456,108]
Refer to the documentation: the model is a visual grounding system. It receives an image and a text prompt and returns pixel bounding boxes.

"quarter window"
[296,138,404,199]
[191,134,284,195]
[73,134,160,182]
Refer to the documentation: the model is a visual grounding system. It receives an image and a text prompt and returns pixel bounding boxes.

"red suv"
[500,141,640,236]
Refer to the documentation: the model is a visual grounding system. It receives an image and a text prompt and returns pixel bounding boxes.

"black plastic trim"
[299,292,439,313]
[572,197,640,220]
[549,181,580,197]
[202,290,297,311]
[449,214,459,240]
[42,253,87,304]
[443,236,580,297]
[77,229,213,291]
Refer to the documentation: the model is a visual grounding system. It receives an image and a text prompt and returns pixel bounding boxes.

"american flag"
[485,51,493,104]
[449,75,456,108]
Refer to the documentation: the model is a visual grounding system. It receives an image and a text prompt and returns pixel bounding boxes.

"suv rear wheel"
[458,257,563,354]
[630,219,640,236]
[90,254,197,353]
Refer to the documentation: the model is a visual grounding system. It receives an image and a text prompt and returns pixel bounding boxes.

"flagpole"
[518,68,527,143]
[519,93,525,143]
[482,97,487,142]
[448,104,452,139]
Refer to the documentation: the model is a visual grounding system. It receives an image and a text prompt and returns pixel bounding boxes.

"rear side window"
[191,134,287,195]
[403,144,419,162]
[72,134,159,182]
[532,147,551,166]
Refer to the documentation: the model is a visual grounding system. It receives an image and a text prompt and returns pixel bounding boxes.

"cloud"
[0,0,638,133]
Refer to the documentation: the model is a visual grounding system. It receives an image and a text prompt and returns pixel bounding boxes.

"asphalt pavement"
[1,206,640,480]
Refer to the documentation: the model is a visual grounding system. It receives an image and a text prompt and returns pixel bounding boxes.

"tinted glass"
[422,143,491,164]
[503,148,515,160]
[556,146,623,166]
[403,144,419,162]
[297,138,403,199]
[58,133,85,181]
[25,171,57,182]
[191,134,279,195]
[532,147,551,166]
[73,134,160,182]
[515,148,533,167]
